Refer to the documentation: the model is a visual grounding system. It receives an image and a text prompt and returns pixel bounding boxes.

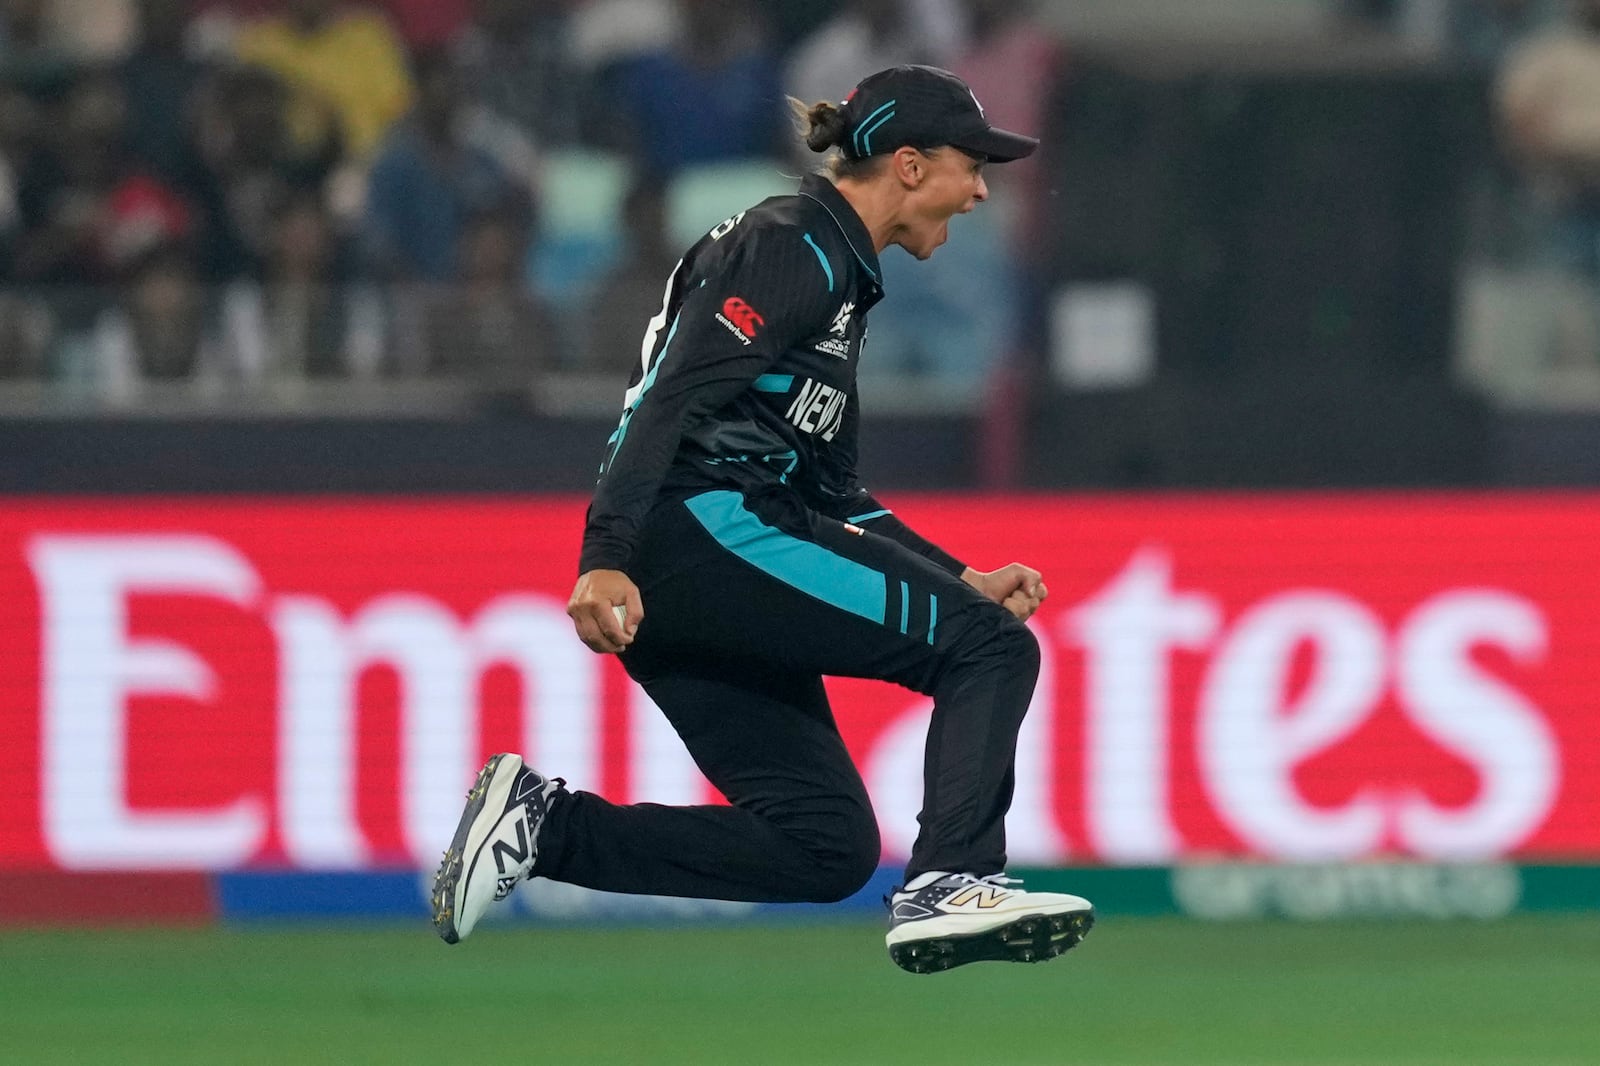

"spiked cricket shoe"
[885,872,1094,974]
[431,753,561,944]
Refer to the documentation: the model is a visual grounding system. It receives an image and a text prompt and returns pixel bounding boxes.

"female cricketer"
[432,64,1094,974]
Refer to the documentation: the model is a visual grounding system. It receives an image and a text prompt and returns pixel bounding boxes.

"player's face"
[897,147,989,260]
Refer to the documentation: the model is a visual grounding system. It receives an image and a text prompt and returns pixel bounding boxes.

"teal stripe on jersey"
[767,449,799,484]
[847,509,891,523]
[685,491,886,624]
[798,193,880,281]
[899,581,910,635]
[753,374,794,393]
[802,233,835,292]
[605,313,681,470]
[927,594,938,646]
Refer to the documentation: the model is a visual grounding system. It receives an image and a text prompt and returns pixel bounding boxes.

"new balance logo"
[511,773,543,803]
[716,297,765,344]
[946,885,1006,909]
[491,818,531,876]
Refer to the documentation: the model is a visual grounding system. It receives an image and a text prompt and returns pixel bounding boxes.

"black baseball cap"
[839,65,1039,164]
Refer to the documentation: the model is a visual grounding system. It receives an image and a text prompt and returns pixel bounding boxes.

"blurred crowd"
[1337,1,1600,269]
[12,0,1596,413]
[1487,0,1600,272]
[0,0,1064,407]
[1355,0,1600,403]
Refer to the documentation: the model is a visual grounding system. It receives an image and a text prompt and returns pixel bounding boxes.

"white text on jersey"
[784,378,846,441]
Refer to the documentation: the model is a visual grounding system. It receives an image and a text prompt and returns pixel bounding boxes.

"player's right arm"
[572,224,833,651]
[567,568,640,655]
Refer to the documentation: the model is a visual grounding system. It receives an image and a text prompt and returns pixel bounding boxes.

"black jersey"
[579,173,965,578]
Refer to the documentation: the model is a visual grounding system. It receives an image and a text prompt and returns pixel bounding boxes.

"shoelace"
[885,872,1025,910]
[959,872,1022,893]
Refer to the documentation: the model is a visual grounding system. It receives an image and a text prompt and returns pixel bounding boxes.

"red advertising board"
[2,493,1597,872]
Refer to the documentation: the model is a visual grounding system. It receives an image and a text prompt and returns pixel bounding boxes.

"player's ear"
[891,146,924,189]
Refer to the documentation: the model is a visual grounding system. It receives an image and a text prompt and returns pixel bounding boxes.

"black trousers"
[533,488,1041,903]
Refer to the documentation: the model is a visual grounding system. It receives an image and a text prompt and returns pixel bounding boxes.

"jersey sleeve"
[579,225,835,574]
[823,491,969,576]
[810,398,969,577]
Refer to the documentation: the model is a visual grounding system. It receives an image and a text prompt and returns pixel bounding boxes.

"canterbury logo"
[721,297,765,339]
[946,885,1006,909]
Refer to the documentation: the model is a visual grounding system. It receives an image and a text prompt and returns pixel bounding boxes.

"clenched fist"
[962,563,1048,621]
[568,569,643,654]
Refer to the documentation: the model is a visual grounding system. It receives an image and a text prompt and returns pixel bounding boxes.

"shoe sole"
[430,752,521,944]
[888,908,1095,974]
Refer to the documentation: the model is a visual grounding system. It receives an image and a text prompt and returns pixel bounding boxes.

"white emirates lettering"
[22,534,1560,871]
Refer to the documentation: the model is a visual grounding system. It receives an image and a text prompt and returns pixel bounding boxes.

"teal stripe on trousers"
[684,491,887,624]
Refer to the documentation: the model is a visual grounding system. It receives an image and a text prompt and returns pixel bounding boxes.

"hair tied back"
[804,101,850,154]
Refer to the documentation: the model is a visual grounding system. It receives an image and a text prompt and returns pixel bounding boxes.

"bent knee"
[1000,615,1041,675]
[949,605,1040,672]
[803,809,881,903]
[806,847,880,903]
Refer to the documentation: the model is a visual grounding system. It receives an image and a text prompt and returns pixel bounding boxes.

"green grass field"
[1,916,1596,1065]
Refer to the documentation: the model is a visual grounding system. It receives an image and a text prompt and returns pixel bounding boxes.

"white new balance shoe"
[431,753,562,944]
[885,872,1094,974]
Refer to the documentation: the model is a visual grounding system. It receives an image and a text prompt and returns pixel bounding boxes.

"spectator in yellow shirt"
[234,0,413,162]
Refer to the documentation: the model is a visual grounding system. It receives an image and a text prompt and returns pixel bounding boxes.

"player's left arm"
[835,490,1047,621]
[959,562,1048,621]
[815,414,1046,621]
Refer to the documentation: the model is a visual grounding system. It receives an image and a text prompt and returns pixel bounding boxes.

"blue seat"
[528,148,633,311]
[665,159,794,248]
